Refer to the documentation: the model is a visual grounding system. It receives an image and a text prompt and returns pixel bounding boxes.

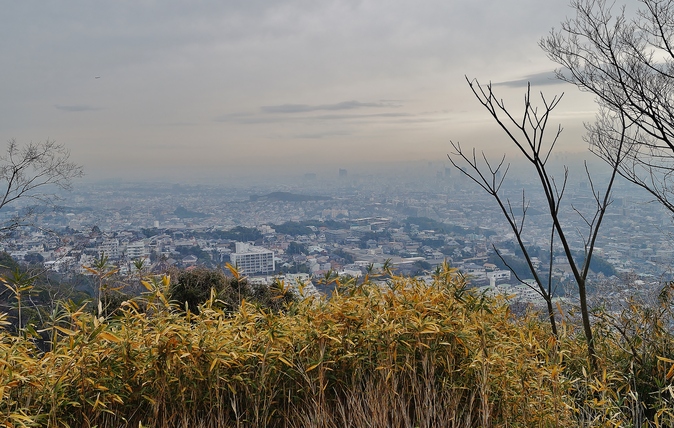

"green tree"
[175,245,211,263]
[24,253,44,265]
[274,221,313,236]
[169,267,230,314]
[287,242,308,255]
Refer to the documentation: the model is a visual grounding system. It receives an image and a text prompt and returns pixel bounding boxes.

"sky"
[0,0,601,183]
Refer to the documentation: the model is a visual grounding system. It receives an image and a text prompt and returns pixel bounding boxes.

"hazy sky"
[1,1,600,182]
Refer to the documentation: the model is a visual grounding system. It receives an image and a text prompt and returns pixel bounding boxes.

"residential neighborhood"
[0,165,669,310]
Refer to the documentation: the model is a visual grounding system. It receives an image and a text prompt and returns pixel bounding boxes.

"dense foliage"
[286,242,308,255]
[273,221,314,236]
[276,219,349,231]
[405,216,496,237]
[190,226,263,242]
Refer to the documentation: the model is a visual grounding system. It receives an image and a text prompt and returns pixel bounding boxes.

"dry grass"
[1,266,673,426]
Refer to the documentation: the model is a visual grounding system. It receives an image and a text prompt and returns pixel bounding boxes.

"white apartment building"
[99,238,120,260]
[230,242,275,275]
[125,240,148,259]
[487,270,511,282]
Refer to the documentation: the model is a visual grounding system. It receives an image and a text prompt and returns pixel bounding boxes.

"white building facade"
[125,240,148,259]
[230,242,275,275]
[98,239,120,260]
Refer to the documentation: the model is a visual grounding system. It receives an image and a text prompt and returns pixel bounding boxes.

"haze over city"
[1,0,602,183]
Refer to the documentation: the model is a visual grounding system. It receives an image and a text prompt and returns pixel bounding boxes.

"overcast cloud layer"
[0,1,598,182]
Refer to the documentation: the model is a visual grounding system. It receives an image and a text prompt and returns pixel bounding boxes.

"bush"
[168,267,230,314]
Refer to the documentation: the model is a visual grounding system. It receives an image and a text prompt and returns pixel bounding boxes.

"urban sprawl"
[3,164,672,309]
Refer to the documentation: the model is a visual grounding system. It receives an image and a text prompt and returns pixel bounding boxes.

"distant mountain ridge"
[249,192,331,202]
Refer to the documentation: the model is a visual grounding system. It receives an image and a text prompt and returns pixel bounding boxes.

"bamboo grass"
[1,266,673,427]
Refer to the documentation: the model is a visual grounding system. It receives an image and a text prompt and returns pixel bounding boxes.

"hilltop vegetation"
[196,226,263,242]
[405,216,496,237]
[2,264,674,427]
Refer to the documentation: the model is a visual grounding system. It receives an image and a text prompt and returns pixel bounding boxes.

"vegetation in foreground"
[1,264,674,427]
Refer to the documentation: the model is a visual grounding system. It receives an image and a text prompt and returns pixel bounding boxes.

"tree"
[287,241,308,255]
[449,78,626,369]
[542,0,674,214]
[0,139,83,233]
[169,266,230,314]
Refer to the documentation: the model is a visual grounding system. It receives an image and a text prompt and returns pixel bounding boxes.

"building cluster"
[0,166,671,308]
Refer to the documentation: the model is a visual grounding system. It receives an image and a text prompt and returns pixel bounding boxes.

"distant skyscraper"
[339,168,347,178]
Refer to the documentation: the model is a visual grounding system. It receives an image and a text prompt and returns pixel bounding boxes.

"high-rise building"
[230,242,275,275]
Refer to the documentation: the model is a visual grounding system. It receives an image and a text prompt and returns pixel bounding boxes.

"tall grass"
[1,266,673,426]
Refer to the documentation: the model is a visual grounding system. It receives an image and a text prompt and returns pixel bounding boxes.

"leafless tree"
[449,78,627,368]
[0,139,83,234]
[542,0,674,214]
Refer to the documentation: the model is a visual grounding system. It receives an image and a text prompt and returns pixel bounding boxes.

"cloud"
[260,100,400,114]
[214,110,411,124]
[213,113,281,124]
[294,130,352,139]
[493,70,569,88]
[54,104,101,112]
[313,112,411,120]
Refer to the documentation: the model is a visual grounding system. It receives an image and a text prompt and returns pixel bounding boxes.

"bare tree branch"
[449,78,627,369]
[542,0,674,214]
[0,139,83,235]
